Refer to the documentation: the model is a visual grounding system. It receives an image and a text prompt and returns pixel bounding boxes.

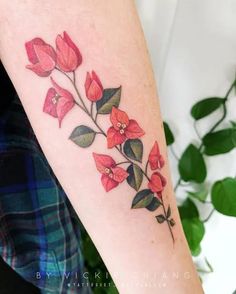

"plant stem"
[199,79,235,151]
[174,178,181,192]
[161,196,175,244]
[197,258,213,273]
[116,161,130,166]
[72,71,89,114]
[194,121,202,141]
[197,268,212,274]
[203,200,212,204]
[175,78,236,191]
[203,208,215,222]
[170,145,179,161]
[90,102,94,118]
[55,68,89,114]
[145,161,149,175]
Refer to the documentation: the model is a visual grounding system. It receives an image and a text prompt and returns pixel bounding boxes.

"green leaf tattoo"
[131,189,154,209]
[126,164,143,191]
[124,139,143,162]
[70,125,96,148]
[96,87,121,114]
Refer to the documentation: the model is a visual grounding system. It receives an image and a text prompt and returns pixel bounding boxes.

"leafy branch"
[56,69,175,243]
[164,74,236,257]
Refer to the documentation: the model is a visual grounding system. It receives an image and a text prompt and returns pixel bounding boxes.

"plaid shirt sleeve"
[0,97,92,294]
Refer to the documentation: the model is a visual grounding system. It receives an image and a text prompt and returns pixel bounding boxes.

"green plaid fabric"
[0,97,92,294]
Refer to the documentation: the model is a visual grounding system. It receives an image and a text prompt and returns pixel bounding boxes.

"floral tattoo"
[25,31,175,243]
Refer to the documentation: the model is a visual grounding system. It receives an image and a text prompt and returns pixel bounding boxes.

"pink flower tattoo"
[43,77,75,127]
[107,107,145,148]
[25,38,56,77]
[25,31,175,243]
[93,153,128,192]
[148,141,165,170]
[56,31,82,72]
[85,71,103,102]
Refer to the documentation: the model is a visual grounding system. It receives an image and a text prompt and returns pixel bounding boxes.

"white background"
[136,1,236,294]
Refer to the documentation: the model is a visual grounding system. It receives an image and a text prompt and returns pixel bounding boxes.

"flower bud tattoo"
[25,31,175,243]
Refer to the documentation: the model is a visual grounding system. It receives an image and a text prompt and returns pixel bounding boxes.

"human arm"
[0,1,203,293]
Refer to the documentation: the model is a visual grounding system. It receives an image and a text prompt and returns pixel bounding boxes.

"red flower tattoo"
[25,31,175,243]
[56,31,82,72]
[148,172,167,196]
[43,77,75,127]
[25,38,56,77]
[93,153,128,192]
[85,71,103,102]
[107,107,145,148]
[148,141,165,170]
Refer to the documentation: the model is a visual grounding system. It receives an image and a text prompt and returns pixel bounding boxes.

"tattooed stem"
[145,161,149,175]
[161,196,175,244]
[116,161,130,166]
[90,102,94,118]
[55,68,89,114]
[72,71,89,114]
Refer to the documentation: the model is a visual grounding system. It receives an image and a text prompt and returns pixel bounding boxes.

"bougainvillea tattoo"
[25,31,175,243]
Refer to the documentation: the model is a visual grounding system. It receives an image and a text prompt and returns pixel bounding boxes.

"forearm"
[0,1,203,293]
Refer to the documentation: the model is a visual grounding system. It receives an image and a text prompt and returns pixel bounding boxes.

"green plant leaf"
[187,188,208,203]
[96,87,121,114]
[179,198,204,255]
[126,164,143,191]
[182,218,205,254]
[191,244,202,257]
[146,197,161,211]
[230,120,236,129]
[178,144,207,183]
[163,122,175,145]
[131,189,154,209]
[211,177,236,216]
[70,125,96,148]
[124,139,143,162]
[203,128,236,155]
[191,97,224,120]
[178,198,199,219]
[156,214,166,223]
